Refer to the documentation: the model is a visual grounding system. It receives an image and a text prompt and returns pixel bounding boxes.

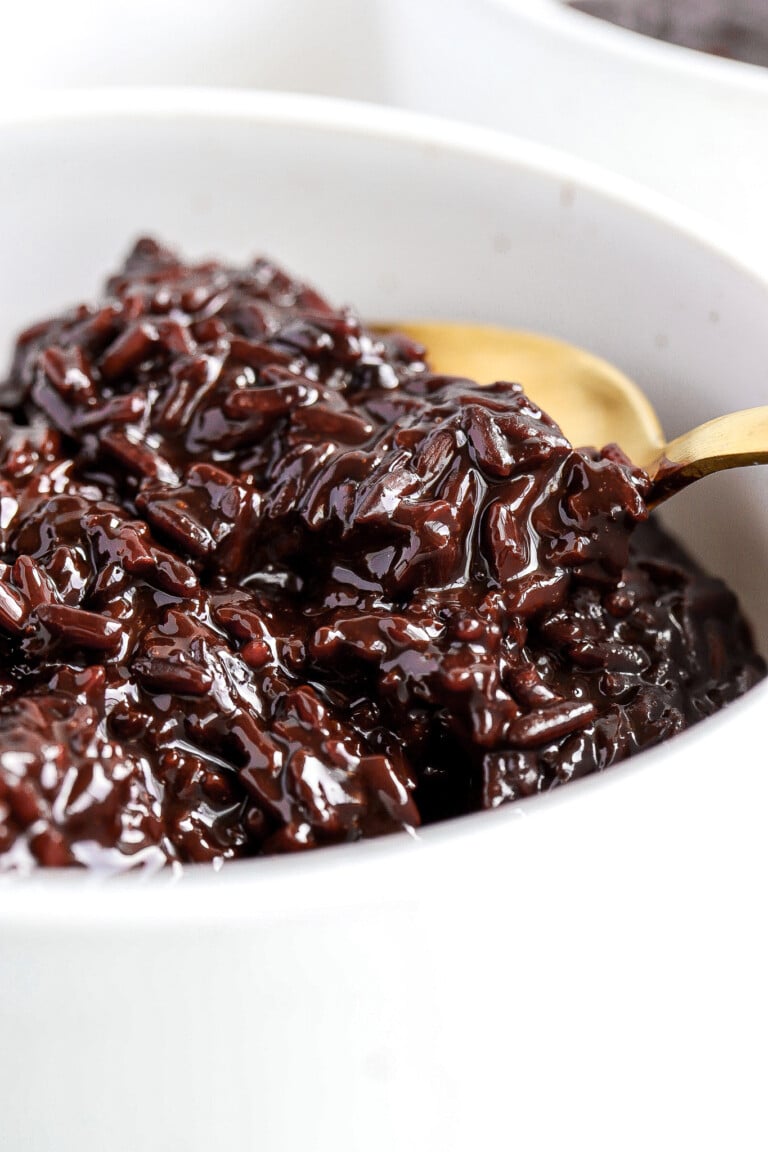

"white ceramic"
[1,91,768,1152]
[2,0,768,271]
[0,0,388,101]
[382,0,768,272]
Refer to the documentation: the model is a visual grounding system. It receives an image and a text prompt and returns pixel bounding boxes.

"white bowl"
[383,0,768,271]
[1,91,767,1152]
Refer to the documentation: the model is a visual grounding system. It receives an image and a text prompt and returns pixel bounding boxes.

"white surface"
[0,0,389,101]
[1,0,767,271]
[1,91,767,1152]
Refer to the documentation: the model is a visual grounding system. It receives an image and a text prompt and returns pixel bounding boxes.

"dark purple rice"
[0,238,763,871]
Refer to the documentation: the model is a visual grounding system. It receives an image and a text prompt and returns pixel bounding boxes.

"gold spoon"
[379,322,768,506]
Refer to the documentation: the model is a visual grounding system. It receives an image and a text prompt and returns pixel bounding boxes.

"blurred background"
[2,0,768,266]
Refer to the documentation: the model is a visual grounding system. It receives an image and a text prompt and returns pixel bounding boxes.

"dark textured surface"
[568,0,768,67]
[0,239,763,871]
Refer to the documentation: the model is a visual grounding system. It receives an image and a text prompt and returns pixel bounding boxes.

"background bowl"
[382,0,768,270]
[1,91,767,1152]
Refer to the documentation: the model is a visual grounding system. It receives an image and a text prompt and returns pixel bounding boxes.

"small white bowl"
[1,91,767,1152]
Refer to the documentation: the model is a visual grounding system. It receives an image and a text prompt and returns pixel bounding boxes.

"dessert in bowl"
[1,91,767,1152]
[0,236,763,871]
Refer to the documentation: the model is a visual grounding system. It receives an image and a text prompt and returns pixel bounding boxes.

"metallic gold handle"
[647,405,768,504]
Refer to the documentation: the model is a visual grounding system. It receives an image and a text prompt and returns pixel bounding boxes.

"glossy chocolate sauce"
[568,0,768,66]
[0,240,763,871]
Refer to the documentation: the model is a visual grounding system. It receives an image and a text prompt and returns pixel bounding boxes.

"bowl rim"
[1,87,767,922]
[487,0,768,88]
[2,85,766,275]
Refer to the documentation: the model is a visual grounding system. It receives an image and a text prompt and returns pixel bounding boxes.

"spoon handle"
[647,405,768,505]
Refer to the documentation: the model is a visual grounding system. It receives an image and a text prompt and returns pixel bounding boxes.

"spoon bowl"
[380,321,768,505]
